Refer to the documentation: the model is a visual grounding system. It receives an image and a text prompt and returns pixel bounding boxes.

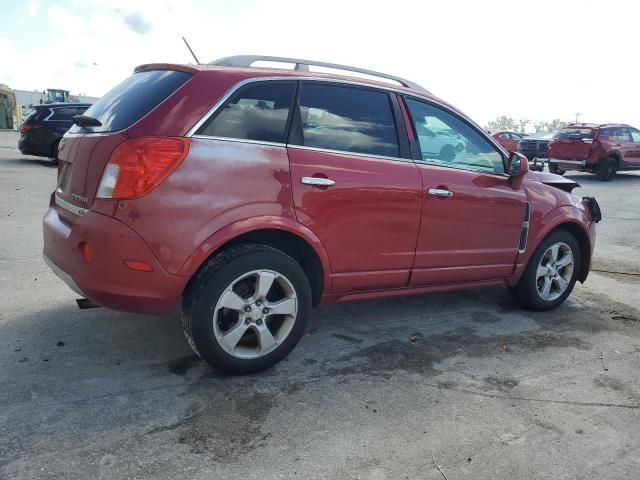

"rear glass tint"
[196,82,295,143]
[553,128,596,140]
[69,70,192,133]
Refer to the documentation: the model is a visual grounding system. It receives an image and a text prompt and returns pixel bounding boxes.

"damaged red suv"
[44,56,601,373]
[548,123,640,180]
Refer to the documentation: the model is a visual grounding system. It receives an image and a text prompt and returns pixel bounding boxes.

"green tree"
[487,116,518,131]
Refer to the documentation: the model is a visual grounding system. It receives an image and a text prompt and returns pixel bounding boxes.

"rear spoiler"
[134,63,200,74]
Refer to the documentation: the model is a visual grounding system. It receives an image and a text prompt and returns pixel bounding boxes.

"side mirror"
[507,152,529,176]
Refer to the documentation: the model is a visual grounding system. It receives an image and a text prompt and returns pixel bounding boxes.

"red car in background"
[43,56,601,373]
[489,130,527,152]
[548,123,640,180]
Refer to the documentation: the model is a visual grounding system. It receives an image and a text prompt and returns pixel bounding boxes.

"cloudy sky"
[1,0,638,128]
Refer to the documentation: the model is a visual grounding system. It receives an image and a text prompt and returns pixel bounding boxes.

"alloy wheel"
[212,269,298,359]
[535,242,574,301]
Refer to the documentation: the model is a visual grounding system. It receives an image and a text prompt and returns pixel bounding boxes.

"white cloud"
[26,0,38,18]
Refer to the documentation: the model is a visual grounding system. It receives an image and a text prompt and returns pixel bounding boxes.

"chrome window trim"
[42,108,55,121]
[413,158,509,177]
[55,192,88,216]
[190,134,285,148]
[288,145,413,163]
[186,75,505,165]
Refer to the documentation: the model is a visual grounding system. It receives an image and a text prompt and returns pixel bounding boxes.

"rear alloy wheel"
[509,230,580,311]
[596,157,616,181]
[182,244,311,374]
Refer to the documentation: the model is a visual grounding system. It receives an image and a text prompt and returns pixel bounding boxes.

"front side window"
[197,82,295,143]
[405,98,504,174]
[294,83,400,158]
[629,128,640,143]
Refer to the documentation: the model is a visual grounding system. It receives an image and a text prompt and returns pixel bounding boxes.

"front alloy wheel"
[535,243,574,301]
[509,230,581,311]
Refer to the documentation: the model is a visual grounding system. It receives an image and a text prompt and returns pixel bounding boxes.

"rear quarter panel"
[113,138,298,276]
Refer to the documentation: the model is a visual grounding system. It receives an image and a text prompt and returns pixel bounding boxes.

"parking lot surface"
[1,131,639,479]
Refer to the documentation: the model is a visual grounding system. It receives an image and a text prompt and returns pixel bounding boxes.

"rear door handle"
[301,176,335,187]
[428,188,453,198]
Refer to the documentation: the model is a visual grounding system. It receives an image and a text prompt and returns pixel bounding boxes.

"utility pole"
[574,112,581,124]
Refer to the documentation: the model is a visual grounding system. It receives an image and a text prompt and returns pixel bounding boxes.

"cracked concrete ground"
[1,131,639,479]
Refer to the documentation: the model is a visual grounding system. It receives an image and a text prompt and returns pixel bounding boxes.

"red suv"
[43,56,601,373]
[488,130,527,153]
[548,123,640,180]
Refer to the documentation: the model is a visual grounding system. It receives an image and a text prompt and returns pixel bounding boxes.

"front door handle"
[427,188,453,198]
[301,176,335,187]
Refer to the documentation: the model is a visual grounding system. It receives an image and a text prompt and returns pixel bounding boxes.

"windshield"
[69,70,192,133]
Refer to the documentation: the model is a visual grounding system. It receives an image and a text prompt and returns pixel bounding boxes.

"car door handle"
[301,176,335,187]
[427,188,453,198]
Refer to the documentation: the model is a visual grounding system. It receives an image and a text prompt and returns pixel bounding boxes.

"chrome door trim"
[288,144,413,163]
[427,188,453,198]
[301,176,336,186]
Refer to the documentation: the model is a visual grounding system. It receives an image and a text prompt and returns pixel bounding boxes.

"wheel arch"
[180,217,331,308]
[511,206,593,286]
[547,222,591,283]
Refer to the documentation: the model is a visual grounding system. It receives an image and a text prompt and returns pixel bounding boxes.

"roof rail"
[209,55,430,94]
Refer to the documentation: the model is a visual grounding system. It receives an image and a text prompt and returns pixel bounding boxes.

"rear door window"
[69,70,192,133]
[292,83,400,158]
[629,128,640,143]
[196,82,295,143]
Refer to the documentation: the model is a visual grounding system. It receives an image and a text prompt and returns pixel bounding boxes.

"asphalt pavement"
[1,130,639,479]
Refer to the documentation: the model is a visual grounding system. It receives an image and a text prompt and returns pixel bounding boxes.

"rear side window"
[196,82,295,143]
[25,108,48,122]
[294,83,400,158]
[69,70,192,133]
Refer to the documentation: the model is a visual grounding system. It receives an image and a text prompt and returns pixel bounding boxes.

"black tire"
[596,157,617,181]
[182,244,311,374]
[548,163,565,176]
[509,230,581,311]
[49,140,60,165]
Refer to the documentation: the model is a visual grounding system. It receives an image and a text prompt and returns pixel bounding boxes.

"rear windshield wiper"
[72,115,102,127]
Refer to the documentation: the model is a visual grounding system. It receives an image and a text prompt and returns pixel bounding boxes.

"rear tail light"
[96,137,190,199]
[20,124,39,133]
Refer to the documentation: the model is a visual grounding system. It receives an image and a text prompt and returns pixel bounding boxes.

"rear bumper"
[18,134,51,157]
[43,206,188,315]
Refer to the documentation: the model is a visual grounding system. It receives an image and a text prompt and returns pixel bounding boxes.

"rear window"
[553,128,596,140]
[69,70,192,133]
